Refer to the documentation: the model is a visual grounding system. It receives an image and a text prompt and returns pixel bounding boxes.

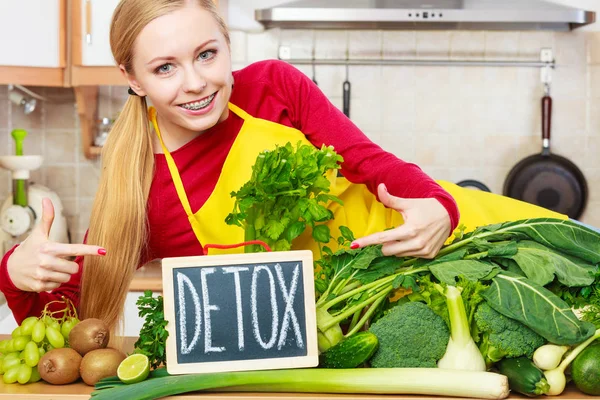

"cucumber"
[318,331,379,369]
[497,356,550,397]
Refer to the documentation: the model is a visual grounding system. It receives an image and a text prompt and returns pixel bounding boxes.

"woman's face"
[125,4,232,136]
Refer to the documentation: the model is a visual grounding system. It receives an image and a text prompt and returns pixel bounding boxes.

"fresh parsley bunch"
[226,141,344,252]
[133,290,169,369]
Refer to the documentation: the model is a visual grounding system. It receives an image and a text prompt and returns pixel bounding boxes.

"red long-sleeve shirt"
[0,60,459,324]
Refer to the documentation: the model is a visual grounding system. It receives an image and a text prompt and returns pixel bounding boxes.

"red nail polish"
[98,249,107,255]
[350,243,359,249]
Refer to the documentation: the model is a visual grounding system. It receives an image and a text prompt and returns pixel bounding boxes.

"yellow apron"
[150,104,567,256]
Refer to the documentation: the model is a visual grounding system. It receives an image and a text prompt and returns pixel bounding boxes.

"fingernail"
[98,249,107,256]
[382,183,388,192]
[350,242,360,249]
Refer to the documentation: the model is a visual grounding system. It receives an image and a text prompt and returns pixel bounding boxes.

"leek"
[437,285,487,371]
[91,368,509,400]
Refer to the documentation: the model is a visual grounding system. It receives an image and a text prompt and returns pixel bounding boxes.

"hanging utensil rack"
[278,46,555,88]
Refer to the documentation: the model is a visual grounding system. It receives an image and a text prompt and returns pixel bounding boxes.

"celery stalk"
[92,368,510,400]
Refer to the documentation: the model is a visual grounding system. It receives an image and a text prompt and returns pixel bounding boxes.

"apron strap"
[149,108,194,216]
[228,102,253,121]
[148,102,251,218]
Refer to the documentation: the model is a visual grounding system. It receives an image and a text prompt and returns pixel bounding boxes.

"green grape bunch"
[0,297,80,385]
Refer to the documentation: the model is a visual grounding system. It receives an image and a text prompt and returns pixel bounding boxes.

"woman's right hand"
[6,198,106,293]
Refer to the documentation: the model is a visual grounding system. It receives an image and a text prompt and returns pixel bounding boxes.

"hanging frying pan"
[503,93,588,219]
[457,179,492,192]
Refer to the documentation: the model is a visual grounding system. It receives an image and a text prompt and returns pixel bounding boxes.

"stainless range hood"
[255,0,596,31]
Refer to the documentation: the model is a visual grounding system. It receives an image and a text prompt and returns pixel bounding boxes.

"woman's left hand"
[351,183,452,259]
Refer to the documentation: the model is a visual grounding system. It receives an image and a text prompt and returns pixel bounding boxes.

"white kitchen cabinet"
[78,0,122,66]
[0,0,64,68]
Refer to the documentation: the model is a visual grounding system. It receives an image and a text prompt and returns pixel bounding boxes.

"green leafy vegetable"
[225,141,344,252]
[551,269,600,328]
[507,241,597,287]
[133,291,169,369]
[453,218,600,264]
[482,272,596,345]
[429,260,497,285]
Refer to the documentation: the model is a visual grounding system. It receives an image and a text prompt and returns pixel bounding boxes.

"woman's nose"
[182,67,207,93]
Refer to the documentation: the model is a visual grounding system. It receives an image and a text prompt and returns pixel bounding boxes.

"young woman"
[0,0,565,331]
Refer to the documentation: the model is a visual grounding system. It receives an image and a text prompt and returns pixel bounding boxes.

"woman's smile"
[177,91,218,115]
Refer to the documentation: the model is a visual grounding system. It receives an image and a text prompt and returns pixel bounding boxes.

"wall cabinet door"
[76,0,221,67]
[0,0,65,68]
[77,0,122,66]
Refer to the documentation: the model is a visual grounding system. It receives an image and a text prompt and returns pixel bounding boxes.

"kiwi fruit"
[69,318,110,356]
[38,348,82,385]
[80,348,126,386]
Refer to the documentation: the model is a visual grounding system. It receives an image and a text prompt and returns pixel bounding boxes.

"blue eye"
[198,50,216,61]
[155,63,172,74]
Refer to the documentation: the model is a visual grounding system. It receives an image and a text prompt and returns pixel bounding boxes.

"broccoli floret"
[474,302,546,367]
[368,301,449,368]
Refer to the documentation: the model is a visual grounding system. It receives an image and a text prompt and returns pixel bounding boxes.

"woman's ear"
[119,64,147,97]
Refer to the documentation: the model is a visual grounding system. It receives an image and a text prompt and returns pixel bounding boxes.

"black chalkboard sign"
[162,250,318,374]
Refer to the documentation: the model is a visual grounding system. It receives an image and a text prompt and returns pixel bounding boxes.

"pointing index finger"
[44,243,107,257]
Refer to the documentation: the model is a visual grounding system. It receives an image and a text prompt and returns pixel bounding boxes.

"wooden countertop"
[0,378,592,400]
[0,338,595,400]
[130,259,163,292]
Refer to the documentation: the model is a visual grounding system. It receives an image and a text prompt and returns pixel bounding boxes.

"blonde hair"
[79,0,230,332]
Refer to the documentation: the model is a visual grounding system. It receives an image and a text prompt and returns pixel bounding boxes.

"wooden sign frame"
[162,250,318,375]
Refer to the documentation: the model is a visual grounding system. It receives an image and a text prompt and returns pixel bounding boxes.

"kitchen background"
[1,1,600,246]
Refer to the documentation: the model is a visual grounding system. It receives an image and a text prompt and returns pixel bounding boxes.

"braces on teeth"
[181,94,215,110]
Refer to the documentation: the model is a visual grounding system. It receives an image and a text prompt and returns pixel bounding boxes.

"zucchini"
[318,331,378,368]
[497,356,550,397]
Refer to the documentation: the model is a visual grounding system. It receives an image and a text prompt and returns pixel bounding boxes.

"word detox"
[162,250,318,374]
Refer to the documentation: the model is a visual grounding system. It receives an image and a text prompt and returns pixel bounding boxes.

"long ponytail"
[78,95,154,330]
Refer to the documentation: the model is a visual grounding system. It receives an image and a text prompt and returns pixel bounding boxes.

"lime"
[572,341,600,395]
[117,353,150,384]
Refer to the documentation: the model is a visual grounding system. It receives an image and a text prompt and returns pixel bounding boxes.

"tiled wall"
[1,29,599,244]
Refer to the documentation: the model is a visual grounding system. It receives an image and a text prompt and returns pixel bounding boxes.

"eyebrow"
[145,39,218,66]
